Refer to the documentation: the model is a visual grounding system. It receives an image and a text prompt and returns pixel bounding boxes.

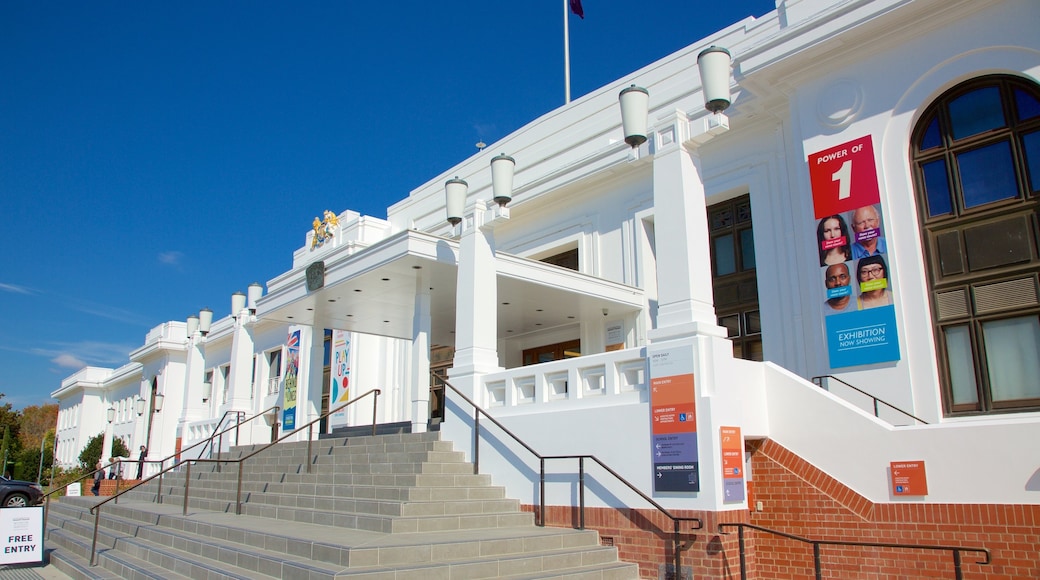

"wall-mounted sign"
[890,460,928,496]
[606,322,624,352]
[808,135,900,369]
[306,261,325,292]
[647,345,699,493]
[720,426,745,503]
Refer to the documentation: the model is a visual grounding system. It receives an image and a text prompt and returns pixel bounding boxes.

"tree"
[17,404,57,450]
[77,433,129,471]
[0,426,11,477]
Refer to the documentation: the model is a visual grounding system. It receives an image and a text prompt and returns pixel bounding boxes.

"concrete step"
[44,431,638,579]
[47,498,636,579]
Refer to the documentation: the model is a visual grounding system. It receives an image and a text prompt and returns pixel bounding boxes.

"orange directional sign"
[890,460,928,496]
[648,346,698,493]
[720,426,744,502]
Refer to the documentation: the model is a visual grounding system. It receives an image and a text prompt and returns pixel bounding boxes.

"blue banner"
[826,305,900,368]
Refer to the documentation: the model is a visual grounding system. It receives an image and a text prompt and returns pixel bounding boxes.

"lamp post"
[138,388,165,471]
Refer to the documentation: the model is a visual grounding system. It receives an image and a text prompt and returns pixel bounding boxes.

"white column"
[225,313,257,411]
[410,273,432,433]
[448,200,508,400]
[180,334,209,421]
[302,325,325,435]
[648,111,728,342]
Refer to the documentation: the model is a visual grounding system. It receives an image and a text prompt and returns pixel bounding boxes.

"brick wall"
[523,438,1039,579]
[80,479,142,496]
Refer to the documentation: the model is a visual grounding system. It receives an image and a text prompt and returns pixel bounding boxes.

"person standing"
[136,445,147,480]
[91,462,104,496]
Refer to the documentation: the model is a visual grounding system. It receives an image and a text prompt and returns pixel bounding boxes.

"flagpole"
[563,0,571,104]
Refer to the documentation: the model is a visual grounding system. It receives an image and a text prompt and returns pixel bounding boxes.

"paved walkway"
[0,562,71,580]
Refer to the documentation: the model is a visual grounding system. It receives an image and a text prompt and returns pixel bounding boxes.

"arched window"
[912,75,1040,415]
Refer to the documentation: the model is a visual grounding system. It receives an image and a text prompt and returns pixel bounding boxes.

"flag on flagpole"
[570,0,584,19]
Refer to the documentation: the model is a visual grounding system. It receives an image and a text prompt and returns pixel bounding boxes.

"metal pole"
[307,425,313,474]
[183,462,191,515]
[737,526,747,580]
[236,461,244,515]
[473,414,480,475]
[371,394,378,436]
[673,520,681,580]
[539,457,546,527]
[953,549,963,580]
[578,457,585,530]
[814,542,822,580]
[563,0,571,104]
[36,437,45,484]
[90,510,101,566]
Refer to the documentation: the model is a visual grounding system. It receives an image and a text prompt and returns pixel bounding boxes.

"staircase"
[44,432,639,579]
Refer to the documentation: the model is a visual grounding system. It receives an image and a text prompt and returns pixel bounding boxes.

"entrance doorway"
[709,195,762,361]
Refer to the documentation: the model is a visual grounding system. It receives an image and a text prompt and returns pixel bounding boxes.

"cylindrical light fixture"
[153,393,165,413]
[445,176,468,226]
[106,406,116,423]
[247,282,263,310]
[618,85,650,147]
[697,46,732,113]
[186,314,199,337]
[199,308,213,334]
[202,381,212,403]
[490,154,515,207]
[135,397,146,416]
[231,291,247,318]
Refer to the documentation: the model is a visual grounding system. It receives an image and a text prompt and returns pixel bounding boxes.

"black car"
[0,475,44,507]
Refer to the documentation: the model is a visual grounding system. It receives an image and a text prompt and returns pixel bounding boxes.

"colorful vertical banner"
[329,330,351,428]
[808,135,900,368]
[647,345,699,493]
[720,426,745,503]
[282,329,300,430]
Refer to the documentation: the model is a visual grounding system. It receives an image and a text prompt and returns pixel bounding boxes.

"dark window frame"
[911,75,1040,416]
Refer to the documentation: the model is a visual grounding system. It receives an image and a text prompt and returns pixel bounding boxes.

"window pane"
[919,115,942,151]
[949,86,1006,140]
[957,141,1018,208]
[711,208,733,231]
[922,159,952,216]
[982,316,1040,402]
[745,339,764,362]
[740,229,756,270]
[745,310,762,335]
[1023,130,1040,193]
[718,314,740,337]
[1014,88,1040,121]
[714,234,736,276]
[944,325,978,406]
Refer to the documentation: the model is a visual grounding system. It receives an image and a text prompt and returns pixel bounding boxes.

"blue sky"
[0,0,775,410]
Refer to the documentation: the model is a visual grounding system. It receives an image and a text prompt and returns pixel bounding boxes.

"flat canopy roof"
[259,230,645,346]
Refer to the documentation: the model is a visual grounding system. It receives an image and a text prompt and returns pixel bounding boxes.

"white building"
[55,0,1040,576]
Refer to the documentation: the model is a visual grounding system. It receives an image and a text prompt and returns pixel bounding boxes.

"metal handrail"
[77,405,278,566]
[719,522,989,580]
[179,390,379,518]
[433,373,701,579]
[194,410,247,465]
[42,405,274,532]
[811,375,928,424]
[85,390,379,566]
